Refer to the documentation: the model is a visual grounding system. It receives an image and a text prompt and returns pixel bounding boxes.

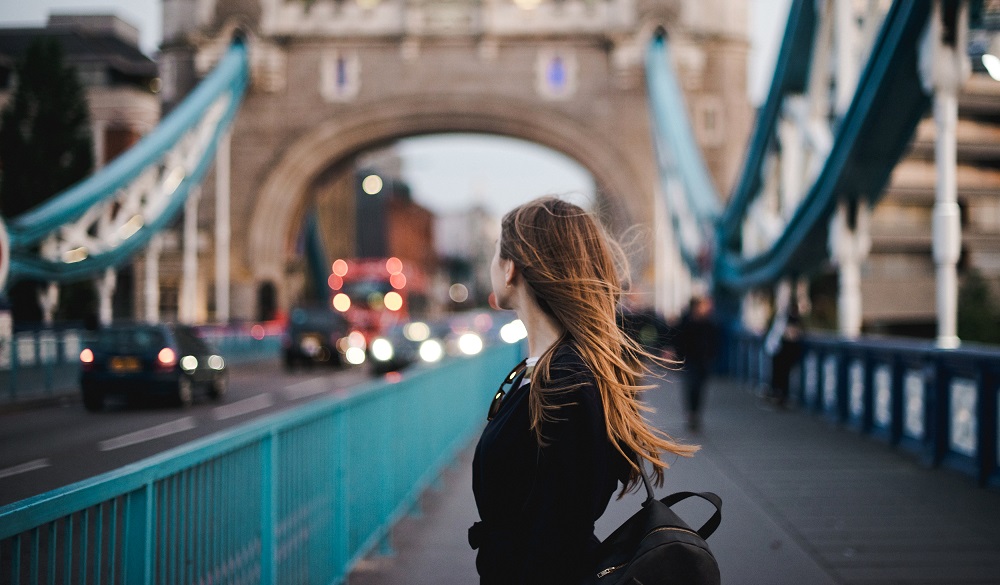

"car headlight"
[371,338,394,362]
[458,332,483,356]
[419,339,444,363]
[208,355,225,370]
[300,336,321,356]
[180,355,198,372]
[345,347,366,365]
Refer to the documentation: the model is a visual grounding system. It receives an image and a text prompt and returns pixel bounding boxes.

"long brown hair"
[500,197,697,493]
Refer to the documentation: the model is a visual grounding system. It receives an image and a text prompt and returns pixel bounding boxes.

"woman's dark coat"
[471,344,631,584]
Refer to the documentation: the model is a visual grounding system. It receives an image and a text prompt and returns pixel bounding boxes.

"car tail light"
[157,347,177,370]
[80,348,95,371]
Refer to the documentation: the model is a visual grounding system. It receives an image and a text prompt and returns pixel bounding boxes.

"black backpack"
[583,464,722,585]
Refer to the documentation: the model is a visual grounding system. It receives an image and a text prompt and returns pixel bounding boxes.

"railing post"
[982,361,999,487]
[334,408,350,580]
[260,432,276,585]
[123,482,155,585]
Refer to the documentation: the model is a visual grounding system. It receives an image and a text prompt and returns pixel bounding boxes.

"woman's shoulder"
[548,342,588,371]
[544,342,597,391]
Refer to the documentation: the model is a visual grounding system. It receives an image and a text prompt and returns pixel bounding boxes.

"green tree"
[0,37,92,216]
[0,36,94,323]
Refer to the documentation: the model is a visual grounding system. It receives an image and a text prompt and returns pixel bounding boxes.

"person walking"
[765,311,803,408]
[676,296,717,432]
[469,197,697,585]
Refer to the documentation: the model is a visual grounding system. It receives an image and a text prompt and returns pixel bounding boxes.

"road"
[0,358,372,508]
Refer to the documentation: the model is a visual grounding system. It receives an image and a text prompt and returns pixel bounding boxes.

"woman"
[470,197,697,584]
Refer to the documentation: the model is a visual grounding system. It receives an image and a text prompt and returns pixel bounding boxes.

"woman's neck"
[516,301,564,358]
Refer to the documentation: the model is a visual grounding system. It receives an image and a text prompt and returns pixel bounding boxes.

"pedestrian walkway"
[347,370,1000,585]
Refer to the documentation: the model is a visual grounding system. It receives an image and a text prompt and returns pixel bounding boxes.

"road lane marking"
[0,458,51,480]
[98,417,197,451]
[282,378,332,400]
[212,394,274,420]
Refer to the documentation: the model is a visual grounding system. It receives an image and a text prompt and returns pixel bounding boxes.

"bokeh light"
[384,291,403,311]
[500,319,528,343]
[332,259,349,277]
[328,274,343,290]
[458,333,484,355]
[362,174,383,195]
[251,324,265,340]
[404,321,430,342]
[390,272,407,289]
[449,283,469,303]
[371,338,394,361]
[386,257,403,274]
[345,347,366,365]
[419,339,444,363]
[333,293,351,312]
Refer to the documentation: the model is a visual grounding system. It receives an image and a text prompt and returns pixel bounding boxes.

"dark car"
[283,306,354,370]
[79,324,228,411]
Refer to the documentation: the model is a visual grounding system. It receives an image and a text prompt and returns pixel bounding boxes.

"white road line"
[212,393,274,421]
[98,417,197,452]
[0,458,51,480]
[282,378,332,401]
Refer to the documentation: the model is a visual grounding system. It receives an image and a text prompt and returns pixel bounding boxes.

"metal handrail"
[728,330,1000,488]
[0,342,520,583]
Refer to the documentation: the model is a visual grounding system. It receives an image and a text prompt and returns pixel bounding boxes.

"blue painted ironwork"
[728,330,1000,487]
[0,342,522,583]
[644,32,722,274]
[714,0,933,291]
[4,40,250,286]
[718,0,817,250]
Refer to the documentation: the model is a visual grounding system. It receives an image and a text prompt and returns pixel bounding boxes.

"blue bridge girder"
[3,40,249,288]
[646,0,936,294]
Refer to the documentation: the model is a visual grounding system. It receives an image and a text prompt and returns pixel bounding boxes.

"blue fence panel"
[0,342,522,583]
[726,330,1000,487]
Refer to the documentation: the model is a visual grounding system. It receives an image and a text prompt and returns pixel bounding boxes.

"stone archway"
[246,93,657,307]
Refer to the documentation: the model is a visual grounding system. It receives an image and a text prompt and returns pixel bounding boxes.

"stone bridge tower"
[159,0,751,320]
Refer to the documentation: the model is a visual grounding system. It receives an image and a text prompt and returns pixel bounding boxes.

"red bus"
[327,257,428,343]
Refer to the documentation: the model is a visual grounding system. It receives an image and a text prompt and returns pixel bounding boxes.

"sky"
[0,0,790,217]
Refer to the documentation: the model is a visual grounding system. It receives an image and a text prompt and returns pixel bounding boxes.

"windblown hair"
[500,197,698,494]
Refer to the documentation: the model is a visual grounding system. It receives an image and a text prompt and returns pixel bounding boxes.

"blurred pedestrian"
[765,310,803,408]
[676,295,717,431]
[469,197,697,585]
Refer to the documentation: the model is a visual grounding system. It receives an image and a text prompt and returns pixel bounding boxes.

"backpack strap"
[660,491,723,539]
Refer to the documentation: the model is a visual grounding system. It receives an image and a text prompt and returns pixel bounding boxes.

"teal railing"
[0,342,521,583]
[728,331,1000,488]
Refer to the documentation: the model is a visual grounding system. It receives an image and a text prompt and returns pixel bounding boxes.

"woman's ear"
[504,262,517,288]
